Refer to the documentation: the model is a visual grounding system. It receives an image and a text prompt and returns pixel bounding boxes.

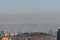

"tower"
[57,29,60,40]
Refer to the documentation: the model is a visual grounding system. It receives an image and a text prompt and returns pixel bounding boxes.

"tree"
[48,30,53,35]
[1,31,5,36]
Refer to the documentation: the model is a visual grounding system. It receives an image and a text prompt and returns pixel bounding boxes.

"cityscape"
[0,24,59,40]
[0,29,56,40]
[0,0,60,40]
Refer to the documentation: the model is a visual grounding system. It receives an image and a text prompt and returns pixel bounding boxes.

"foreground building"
[57,29,60,40]
[0,36,8,40]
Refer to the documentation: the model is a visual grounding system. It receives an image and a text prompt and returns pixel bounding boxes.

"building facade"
[57,29,60,40]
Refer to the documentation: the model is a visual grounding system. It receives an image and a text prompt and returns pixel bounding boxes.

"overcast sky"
[0,0,60,24]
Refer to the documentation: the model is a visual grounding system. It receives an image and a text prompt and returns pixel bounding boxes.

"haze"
[0,0,60,32]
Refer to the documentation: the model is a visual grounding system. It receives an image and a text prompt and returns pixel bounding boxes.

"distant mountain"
[0,23,60,33]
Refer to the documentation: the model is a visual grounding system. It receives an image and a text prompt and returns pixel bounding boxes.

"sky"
[0,0,60,14]
[0,0,60,24]
[0,0,60,32]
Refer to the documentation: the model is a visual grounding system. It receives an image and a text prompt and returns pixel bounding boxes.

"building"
[0,36,8,40]
[57,29,60,40]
